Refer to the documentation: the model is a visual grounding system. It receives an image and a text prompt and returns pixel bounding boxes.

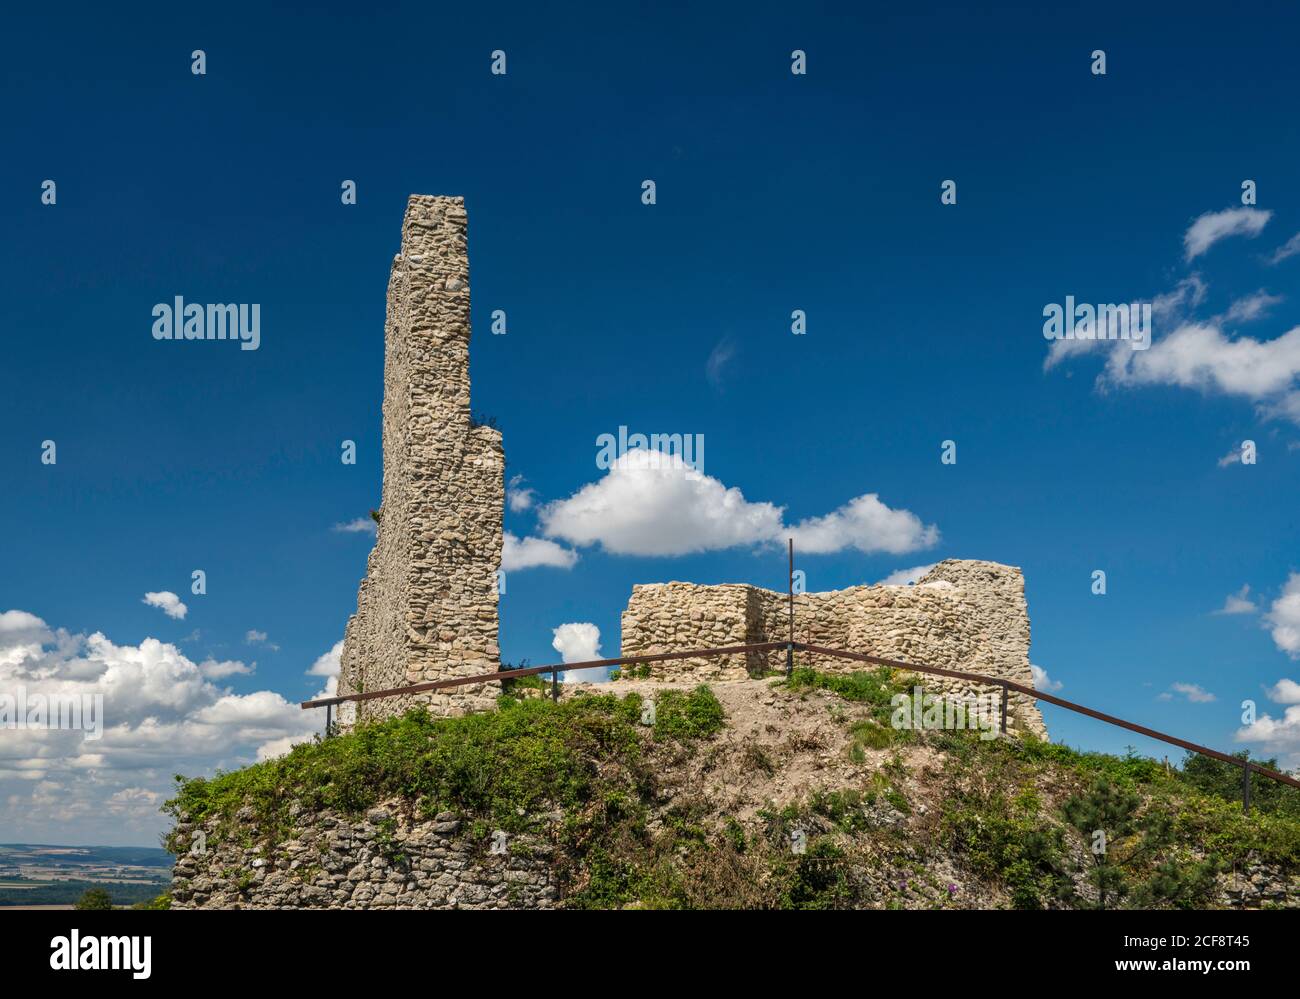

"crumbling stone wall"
[338,196,504,723]
[620,559,1048,738]
[169,801,557,910]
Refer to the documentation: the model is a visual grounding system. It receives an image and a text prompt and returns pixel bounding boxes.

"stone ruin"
[337,196,504,725]
[338,195,1044,739]
[619,560,1047,738]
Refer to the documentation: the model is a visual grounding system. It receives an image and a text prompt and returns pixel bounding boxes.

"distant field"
[0,843,171,907]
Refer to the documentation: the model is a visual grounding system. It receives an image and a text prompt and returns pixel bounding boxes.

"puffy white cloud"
[1265,573,1300,659]
[142,591,187,620]
[308,640,343,677]
[1183,207,1271,261]
[197,657,254,679]
[1031,664,1062,692]
[788,494,939,556]
[1107,322,1300,400]
[1213,585,1257,615]
[1158,682,1216,703]
[539,449,937,558]
[876,563,938,586]
[502,532,578,571]
[552,622,605,683]
[332,518,377,535]
[0,610,323,844]
[1266,678,1300,704]
[507,474,535,513]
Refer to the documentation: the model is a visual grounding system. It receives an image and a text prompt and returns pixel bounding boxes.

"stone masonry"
[337,196,504,724]
[619,559,1048,738]
[169,801,558,910]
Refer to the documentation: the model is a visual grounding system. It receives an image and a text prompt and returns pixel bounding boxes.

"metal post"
[551,669,559,703]
[1000,684,1008,736]
[325,703,333,739]
[1243,751,1251,813]
[786,538,795,678]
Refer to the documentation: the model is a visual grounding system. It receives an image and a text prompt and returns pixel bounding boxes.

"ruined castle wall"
[338,196,504,723]
[620,560,1047,738]
[170,801,557,910]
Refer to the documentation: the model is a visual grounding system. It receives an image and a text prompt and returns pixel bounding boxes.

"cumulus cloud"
[332,518,377,536]
[1265,573,1300,659]
[539,449,937,558]
[876,563,938,586]
[308,640,343,677]
[1266,678,1300,704]
[1100,320,1300,426]
[1214,585,1258,615]
[1158,682,1216,703]
[552,622,605,683]
[1031,664,1062,692]
[0,610,323,844]
[502,532,578,571]
[1183,207,1272,261]
[197,657,254,679]
[507,474,535,513]
[142,591,187,620]
[1236,678,1300,769]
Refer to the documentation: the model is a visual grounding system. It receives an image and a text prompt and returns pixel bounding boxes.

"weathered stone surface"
[170,802,557,910]
[619,559,1049,739]
[338,196,504,723]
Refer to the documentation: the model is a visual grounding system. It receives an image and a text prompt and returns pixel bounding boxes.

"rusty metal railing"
[301,639,1300,805]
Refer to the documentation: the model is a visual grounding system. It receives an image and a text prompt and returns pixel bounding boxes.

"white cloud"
[502,532,578,571]
[876,563,938,586]
[308,639,344,677]
[789,494,939,555]
[197,657,254,679]
[1236,702,1300,770]
[1104,322,1300,419]
[1265,573,1300,659]
[1267,231,1300,265]
[0,611,325,844]
[1159,682,1216,703]
[245,629,279,651]
[1183,207,1272,261]
[1031,664,1062,692]
[552,622,605,683]
[1217,447,1244,468]
[332,517,377,536]
[1213,585,1257,615]
[1266,678,1300,704]
[507,474,535,513]
[142,591,187,620]
[1221,290,1282,325]
[539,449,937,558]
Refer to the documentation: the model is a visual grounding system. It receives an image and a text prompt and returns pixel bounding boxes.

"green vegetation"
[162,667,1300,910]
[651,686,725,740]
[75,887,114,910]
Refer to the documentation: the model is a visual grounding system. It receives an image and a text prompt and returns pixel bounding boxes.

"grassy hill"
[165,667,1300,909]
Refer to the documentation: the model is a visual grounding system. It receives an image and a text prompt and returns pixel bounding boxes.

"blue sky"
[3,1,1300,845]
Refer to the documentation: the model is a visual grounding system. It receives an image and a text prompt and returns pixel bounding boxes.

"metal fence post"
[1243,751,1251,813]
[999,684,1008,736]
[325,703,333,739]
[551,669,559,703]
[786,538,795,678]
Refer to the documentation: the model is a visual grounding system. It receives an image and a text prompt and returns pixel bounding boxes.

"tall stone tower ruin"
[337,196,504,724]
